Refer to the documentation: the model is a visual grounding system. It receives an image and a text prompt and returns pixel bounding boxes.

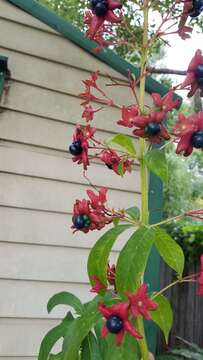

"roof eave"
[7,0,181,100]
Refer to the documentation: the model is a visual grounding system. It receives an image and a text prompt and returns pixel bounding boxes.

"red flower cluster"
[180,49,203,97]
[69,124,96,170]
[117,92,180,144]
[174,111,203,156]
[82,104,102,122]
[100,149,133,175]
[90,263,116,293]
[117,105,139,128]
[179,0,203,23]
[72,187,113,233]
[84,10,118,51]
[107,263,116,286]
[197,255,203,296]
[98,302,142,346]
[98,283,158,346]
[84,0,122,40]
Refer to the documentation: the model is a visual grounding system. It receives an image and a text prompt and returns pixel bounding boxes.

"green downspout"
[0,56,9,99]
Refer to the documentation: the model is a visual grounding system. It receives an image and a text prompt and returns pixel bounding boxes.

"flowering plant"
[39,1,203,359]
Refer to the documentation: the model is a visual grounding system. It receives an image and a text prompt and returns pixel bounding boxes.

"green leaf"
[47,292,84,315]
[116,226,155,293]
[171,349,203,360]
[81,332,102,360]
[156,356,180,360]
[88,225,132,287]
[62,300,102,360]
[125,206,140,221]
[150,295,173,343]
[117,161,124,177]
[110,134,136,157]
[176,337,203,354]
[49,353,63,360]
[94,320,140,360]
[154,227,185,277]
[104,333,140,360]
[38,313,74,360]
[144,149,168,183]
[112,218,120,227]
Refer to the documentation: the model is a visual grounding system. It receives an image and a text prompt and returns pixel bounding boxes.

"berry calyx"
[144,122,161,136]
[69,140,83,156]
[106,315,123,334]
[82,214,91,228]
[91,0,108,17]
[191,131,203,149]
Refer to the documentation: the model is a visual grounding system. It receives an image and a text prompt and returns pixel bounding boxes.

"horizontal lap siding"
[0,318,61,357]
[0,206,134,250]
[0,279,92,318]
[0,0,143,357]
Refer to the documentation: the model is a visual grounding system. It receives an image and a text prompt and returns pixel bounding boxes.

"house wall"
[0,0,152,358]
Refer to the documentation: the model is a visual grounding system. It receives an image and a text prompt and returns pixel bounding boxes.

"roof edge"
[7,0,181,99]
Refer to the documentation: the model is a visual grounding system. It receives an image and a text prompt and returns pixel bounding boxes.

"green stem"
[149,213,184,228]
[136,1,150,360]
[140,139,149,225]
[152,279,180,299]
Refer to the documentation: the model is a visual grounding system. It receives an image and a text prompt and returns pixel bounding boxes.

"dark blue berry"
[191,131,203,149]
[91,0,99,8]
[91,0,108,8]
[190,9,200,17]
[106,316,123,334]
[190,0,203,16]
[95,2,108,16]
[195,64,203,78]
[197,78,203,89]
[193,0,203,10]
[72,215,85,229]
[144,122,161,136]
[195,65,203,88]
[69,140,83,156]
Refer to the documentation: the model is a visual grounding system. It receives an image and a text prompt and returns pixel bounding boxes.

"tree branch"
[147,67,186,76]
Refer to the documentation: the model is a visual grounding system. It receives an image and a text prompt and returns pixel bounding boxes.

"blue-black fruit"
[195,64,203,78]
[106,316,123,334]
[72,215,85,229]
[190,0,203,16]
[69,140,83,156]
[191,131,203,149]
[145,122,161,136]
[95,1,108,16]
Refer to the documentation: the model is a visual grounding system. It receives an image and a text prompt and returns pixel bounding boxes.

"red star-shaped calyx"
[180,49,203,97]
[127,284,158,320]
[85,0,122,39]
[98,302,142,346]
[174,111,203,156]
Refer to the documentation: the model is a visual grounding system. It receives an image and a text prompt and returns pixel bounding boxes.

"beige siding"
[0,318,61,357]
[0,0,150,358]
